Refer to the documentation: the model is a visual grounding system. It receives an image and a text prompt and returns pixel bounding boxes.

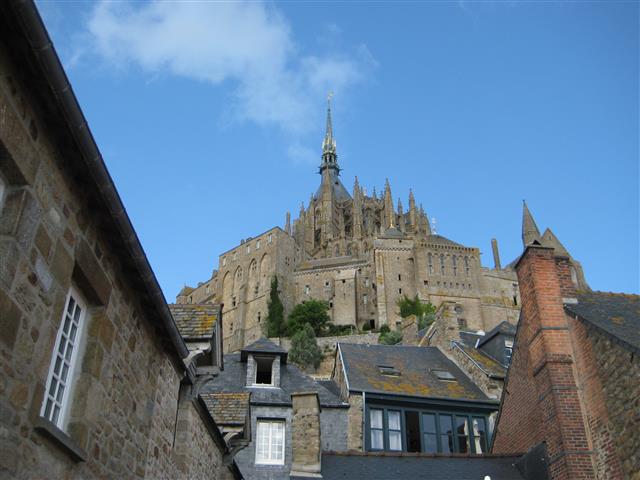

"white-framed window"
[247,244,251,254]
[222,257,227,267]
[267,233,273,244]
[255,419,285,465]
[256,239,261,250]
[41,287,88,429]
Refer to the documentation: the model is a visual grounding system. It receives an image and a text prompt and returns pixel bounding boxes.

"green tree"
[289,324,323,370]
[287,299,330,336]
[396,294,436,330]
[266,276,285,337]
[378,330,403,345]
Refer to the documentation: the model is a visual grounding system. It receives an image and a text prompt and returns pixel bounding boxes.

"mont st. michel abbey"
[177,100,586,353]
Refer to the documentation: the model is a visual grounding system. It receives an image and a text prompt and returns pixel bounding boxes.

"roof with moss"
[338,343,492,402]
[453,342,507,378]
[201,392,250,426]
[564,291,640,352]
[168,304,219,340]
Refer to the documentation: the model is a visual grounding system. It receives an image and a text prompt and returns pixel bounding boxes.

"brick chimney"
[492,245,596,479]
[290,392,322,478]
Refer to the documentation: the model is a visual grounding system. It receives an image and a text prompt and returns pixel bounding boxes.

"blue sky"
[37,1,639,297]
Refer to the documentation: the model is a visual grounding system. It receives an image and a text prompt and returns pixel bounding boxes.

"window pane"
[52,405,60,425]
[70,324,78,342]
[423,434,437,453]
[56,384,65,403]
[388,411,401,431]
[64,344,73,362]
[473,418,487,453]
[371,429,384,450]
[67,297,75,315]
[440,434,454,453]
[389,431,402,451]
[422,413,436,433]
[44,399,53,419]
[370,409,383,429]
[63,316,71,335]
[439,415,454,453]
[54,356,62,375]
[456,417,469,453]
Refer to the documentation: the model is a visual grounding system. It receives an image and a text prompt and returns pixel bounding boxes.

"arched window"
[452,256,457,276]
[440,254,445,275]
[428,253,433,274]
[464,256,470,277]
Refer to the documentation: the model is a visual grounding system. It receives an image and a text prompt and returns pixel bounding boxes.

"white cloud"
[85,1,374,137]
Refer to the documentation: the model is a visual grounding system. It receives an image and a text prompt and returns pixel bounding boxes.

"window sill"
[34,417,87,462]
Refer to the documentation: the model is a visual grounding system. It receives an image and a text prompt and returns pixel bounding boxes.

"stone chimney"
[401,314,418,345]
[491,238,501,270]
[492,244,595,479]
[290,392,322,478]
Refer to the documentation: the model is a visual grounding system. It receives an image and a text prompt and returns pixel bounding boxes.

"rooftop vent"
[378,365,401,377]
[431,369,456,381]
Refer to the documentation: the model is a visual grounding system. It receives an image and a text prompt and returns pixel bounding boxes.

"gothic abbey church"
[177,101,588,353]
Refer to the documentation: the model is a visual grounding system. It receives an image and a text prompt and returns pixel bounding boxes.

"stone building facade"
[180,101,524,353]
[0,3,239,478]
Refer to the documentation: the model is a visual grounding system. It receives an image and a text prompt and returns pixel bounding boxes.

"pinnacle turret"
[522,200,541,247]
[320,92,339,174]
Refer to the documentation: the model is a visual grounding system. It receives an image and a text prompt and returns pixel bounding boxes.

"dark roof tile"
[564,291,640,351]
[338,343,491,402]
[477,321,516,348]
[295,453,525,480]
[168,303,219,340]
[240,337,288,362]
[201,392,250,426]
[202,353,346,408]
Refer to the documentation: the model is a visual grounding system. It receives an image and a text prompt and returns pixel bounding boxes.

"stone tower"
[178,99,595,353]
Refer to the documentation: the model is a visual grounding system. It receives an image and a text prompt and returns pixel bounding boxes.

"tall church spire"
[320,92,339,174]
[522,200,541,247]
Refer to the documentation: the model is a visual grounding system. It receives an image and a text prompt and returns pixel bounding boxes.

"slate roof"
[292,453,525,480]
[477,321,516,348]
[425,234,463,247]
[564,291,640,352]
[459,331,484,348]
[168,304,219,340]
[201,392,250,427]
[453,342,507,379]
[338,343,493,402]
[202,352,347,408]
[318,379,342,398]
[240,337,288,363]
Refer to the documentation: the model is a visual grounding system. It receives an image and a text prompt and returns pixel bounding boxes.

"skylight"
[431,369,456,381]
[378,365,401,376]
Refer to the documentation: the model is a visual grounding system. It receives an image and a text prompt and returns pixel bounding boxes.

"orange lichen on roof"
[192,305,217,335]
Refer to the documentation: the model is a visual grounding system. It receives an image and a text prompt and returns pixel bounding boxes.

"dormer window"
[255,356,274,385]
[504,340,514,365]
[432,369,456,381]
